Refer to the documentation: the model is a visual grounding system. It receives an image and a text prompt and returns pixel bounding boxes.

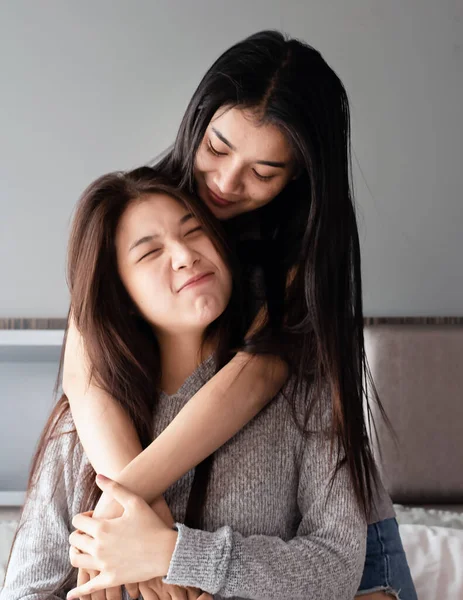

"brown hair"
[5,166,247,595]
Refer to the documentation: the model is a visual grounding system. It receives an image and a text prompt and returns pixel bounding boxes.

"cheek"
[194,146,213,174]
[214,256,233,300]
[117,265,138,306]
[246,180,285,207]
[198,242,231,292]
[126,269,170,317]
[127,276,152,314]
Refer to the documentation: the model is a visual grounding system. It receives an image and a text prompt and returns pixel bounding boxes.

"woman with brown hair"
[2,166,367,600]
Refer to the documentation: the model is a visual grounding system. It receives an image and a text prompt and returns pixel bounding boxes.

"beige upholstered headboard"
[364,318,463,506]
[2,317,462,508]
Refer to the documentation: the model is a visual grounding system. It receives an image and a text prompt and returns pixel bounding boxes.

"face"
[116,193,232,336]
[194,106,296,219]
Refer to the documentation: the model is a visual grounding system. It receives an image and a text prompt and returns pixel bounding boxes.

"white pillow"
[399,524,463,600]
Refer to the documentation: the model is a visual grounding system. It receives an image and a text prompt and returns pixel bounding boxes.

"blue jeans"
[356,518,417,599]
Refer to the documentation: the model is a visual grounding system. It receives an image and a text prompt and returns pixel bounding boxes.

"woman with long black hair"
[63,31,417,599]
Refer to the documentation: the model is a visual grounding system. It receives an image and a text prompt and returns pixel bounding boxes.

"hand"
[139,578,212,600]
[67,475,177,599]
[76,568,123,600]
[72,491,173,600]
[124,497,173,598]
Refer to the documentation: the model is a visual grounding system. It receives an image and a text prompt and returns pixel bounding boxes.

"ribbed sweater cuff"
[163,523,232,594]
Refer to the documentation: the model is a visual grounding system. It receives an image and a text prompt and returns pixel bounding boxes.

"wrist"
[149,496,175,528]
[93,494,123,519]
[157,528,178,576]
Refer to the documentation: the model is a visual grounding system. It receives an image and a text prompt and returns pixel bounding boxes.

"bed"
[365,319,463,598]
[1,319,463,597]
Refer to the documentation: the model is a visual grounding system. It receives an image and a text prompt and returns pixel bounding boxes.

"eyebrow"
[211,127,288,169]
[129,212,194,252]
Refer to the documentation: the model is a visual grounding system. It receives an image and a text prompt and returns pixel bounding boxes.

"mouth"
[178,272,214,292]
[206,186,235,208]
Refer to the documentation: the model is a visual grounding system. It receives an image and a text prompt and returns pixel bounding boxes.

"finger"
[95,474,138,511]
[89,579,107,600]
[90,588,107,600]
[69,531,95,555]
[76,568,91,600]
[67,573,110,600]
[146,579,169,600]
[125,583,140,599]
[197,595,213,600]
[87,571,106,600]
[139,585,159,600]
[186,589,203,600]
[69,547,97,570]
[151,581,173,600]
[168,586,188,600]
[168,587,184,600]
[72,512,100,537]
[105,586,122,600]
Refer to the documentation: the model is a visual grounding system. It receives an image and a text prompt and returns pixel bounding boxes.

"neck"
[158,330,215,395]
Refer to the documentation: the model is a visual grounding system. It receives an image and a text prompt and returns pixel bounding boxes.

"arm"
[62,316,142,479]
[63,315,288,519]
[164,423,367,599]
[63,316,172,523]
[1,416,83,600]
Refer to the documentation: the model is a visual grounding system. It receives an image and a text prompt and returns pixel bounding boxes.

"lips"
[178,272,214,292]
[206,187,234,208]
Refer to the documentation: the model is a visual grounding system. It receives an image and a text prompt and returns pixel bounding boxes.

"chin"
[194,295,227,326]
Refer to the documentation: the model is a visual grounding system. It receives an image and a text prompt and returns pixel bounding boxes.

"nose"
[170,241,199,271]
[213,162,243,196]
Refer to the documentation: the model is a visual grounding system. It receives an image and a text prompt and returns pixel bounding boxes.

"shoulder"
[273,376,333,432]
[250,377,333,458]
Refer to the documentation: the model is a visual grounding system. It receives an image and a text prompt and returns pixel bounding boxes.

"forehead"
[117,193,186,239]
[208,106,293,161]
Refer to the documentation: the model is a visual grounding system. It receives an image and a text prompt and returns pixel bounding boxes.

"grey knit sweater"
[1,356,394,600]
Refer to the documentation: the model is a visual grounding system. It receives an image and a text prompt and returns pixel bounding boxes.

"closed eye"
[185,226,203,236]
[208,137,276,182]
[207,140,227,157]
[139,248,161,261]
[253,170,275,182]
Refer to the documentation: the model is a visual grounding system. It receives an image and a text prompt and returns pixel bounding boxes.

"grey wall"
[1,0,462,317]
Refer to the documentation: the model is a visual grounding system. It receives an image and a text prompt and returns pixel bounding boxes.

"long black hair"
[158,30,391,519]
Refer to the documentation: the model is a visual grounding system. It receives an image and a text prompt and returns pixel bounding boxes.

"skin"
[68,476,178,597]
[115,192,232,393]
[194,106,297,219]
